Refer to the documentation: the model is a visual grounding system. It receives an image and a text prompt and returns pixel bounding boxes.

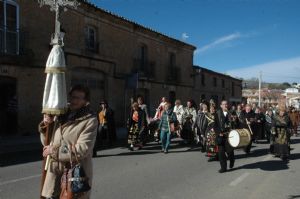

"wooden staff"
[40,124,50,199]
[246,118,254,135]
[40,117,56,199]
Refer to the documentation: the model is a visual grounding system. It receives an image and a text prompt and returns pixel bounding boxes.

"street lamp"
[38,0,80,45]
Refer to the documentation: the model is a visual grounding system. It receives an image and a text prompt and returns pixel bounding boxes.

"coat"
[39,112,97,198]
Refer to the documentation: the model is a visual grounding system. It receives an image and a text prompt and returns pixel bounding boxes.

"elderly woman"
[39,85,98,199]
[272,107,292,160]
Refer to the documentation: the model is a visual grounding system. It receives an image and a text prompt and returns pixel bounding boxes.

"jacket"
[39,111,97,198]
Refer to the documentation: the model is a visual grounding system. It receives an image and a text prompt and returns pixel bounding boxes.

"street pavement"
[1,136,300,199]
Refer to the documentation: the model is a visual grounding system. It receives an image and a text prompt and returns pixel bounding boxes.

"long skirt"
[128,123,140,145]
[181,120,194,143]
[274,130,290,158]
[206,130,218,157]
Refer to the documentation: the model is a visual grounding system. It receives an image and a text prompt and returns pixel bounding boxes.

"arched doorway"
[0,76,17,135]
[71,68,105,111]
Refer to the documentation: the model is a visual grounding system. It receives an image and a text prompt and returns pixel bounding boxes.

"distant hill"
[242,78,292,90]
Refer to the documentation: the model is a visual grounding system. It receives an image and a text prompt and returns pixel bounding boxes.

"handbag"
[60,146,91,199]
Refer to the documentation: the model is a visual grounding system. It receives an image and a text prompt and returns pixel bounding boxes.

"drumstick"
[245,118,253,135]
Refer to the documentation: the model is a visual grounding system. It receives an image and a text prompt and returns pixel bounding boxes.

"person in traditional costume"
[288,107,300,136]
[173,99,184,137]
[265,109,274,145]
[255,107,266,142]
[236,104,242,119]
[138,96,150,124]
[193,103,209,152]
[239,104,256,154]
[154,97,167,120]
[158,102,177,153]
[137,96,150,144]
[216,100,235,173]
[272,106,292,160]
[93,100,116,155]
[230,105,240,129]
[127,102,147,151]
[182,100,197,144]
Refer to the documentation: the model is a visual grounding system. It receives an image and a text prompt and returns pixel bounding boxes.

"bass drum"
[228,128,251,148]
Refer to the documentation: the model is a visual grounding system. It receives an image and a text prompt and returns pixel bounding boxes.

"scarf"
[58,105,94,124]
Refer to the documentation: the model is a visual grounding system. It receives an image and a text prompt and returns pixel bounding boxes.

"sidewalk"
[0,127,128,155]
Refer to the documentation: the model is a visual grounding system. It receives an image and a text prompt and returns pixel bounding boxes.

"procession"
[39,90,300,198]
[94,96,300,168]
[1,0,300,199]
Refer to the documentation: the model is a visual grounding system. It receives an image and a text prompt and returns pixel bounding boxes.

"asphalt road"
[1,137,300,199]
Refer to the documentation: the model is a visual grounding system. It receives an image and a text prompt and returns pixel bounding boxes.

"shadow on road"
[234,148,269,160]
[0,150,43,167]
[233,153,300,172]
[287,195,300,199]
[95,141,201,158]
[234,159,289,171]
[289,153,300,160]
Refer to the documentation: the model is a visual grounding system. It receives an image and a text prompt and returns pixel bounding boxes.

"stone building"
[242,88,284,108]
[193,66,242,105]
[0,0,241,135]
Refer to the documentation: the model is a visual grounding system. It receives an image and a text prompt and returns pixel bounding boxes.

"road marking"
[229,172,250,186]
[0,174,41,186]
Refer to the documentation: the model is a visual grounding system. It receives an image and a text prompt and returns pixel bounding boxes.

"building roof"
[193,65,242,82]
[80,0,196,50]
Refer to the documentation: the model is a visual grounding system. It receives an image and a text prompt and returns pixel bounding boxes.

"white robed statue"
[42,44,67,115]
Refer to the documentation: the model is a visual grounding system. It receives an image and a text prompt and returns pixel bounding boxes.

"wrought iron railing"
[132,58,156,79]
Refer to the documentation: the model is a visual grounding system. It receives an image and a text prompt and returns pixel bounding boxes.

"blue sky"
[90,0,300,83]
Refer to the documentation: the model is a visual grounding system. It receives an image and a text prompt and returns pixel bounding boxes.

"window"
[213,77,217,87]
[139,45,148,72]
[232,82,235,97]
[85,25,97,51]
[201,73,205,86]
[222,79,225,88]
[169,52,176,67]
[0,0,19,54]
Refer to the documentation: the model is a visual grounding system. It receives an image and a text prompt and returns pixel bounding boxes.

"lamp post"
[38,0,80,45]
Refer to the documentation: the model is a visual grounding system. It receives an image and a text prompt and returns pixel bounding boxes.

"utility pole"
[258,71,262,107]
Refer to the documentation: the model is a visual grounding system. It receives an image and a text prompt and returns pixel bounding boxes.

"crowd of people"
[38,84,300,198]
[98,96,300,173]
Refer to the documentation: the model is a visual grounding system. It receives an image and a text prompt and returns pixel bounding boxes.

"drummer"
[216,100,235,173]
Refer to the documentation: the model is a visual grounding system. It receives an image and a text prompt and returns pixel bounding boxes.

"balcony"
[0,27,34,65]
[166,66,181,83]
[132,58,155,79]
